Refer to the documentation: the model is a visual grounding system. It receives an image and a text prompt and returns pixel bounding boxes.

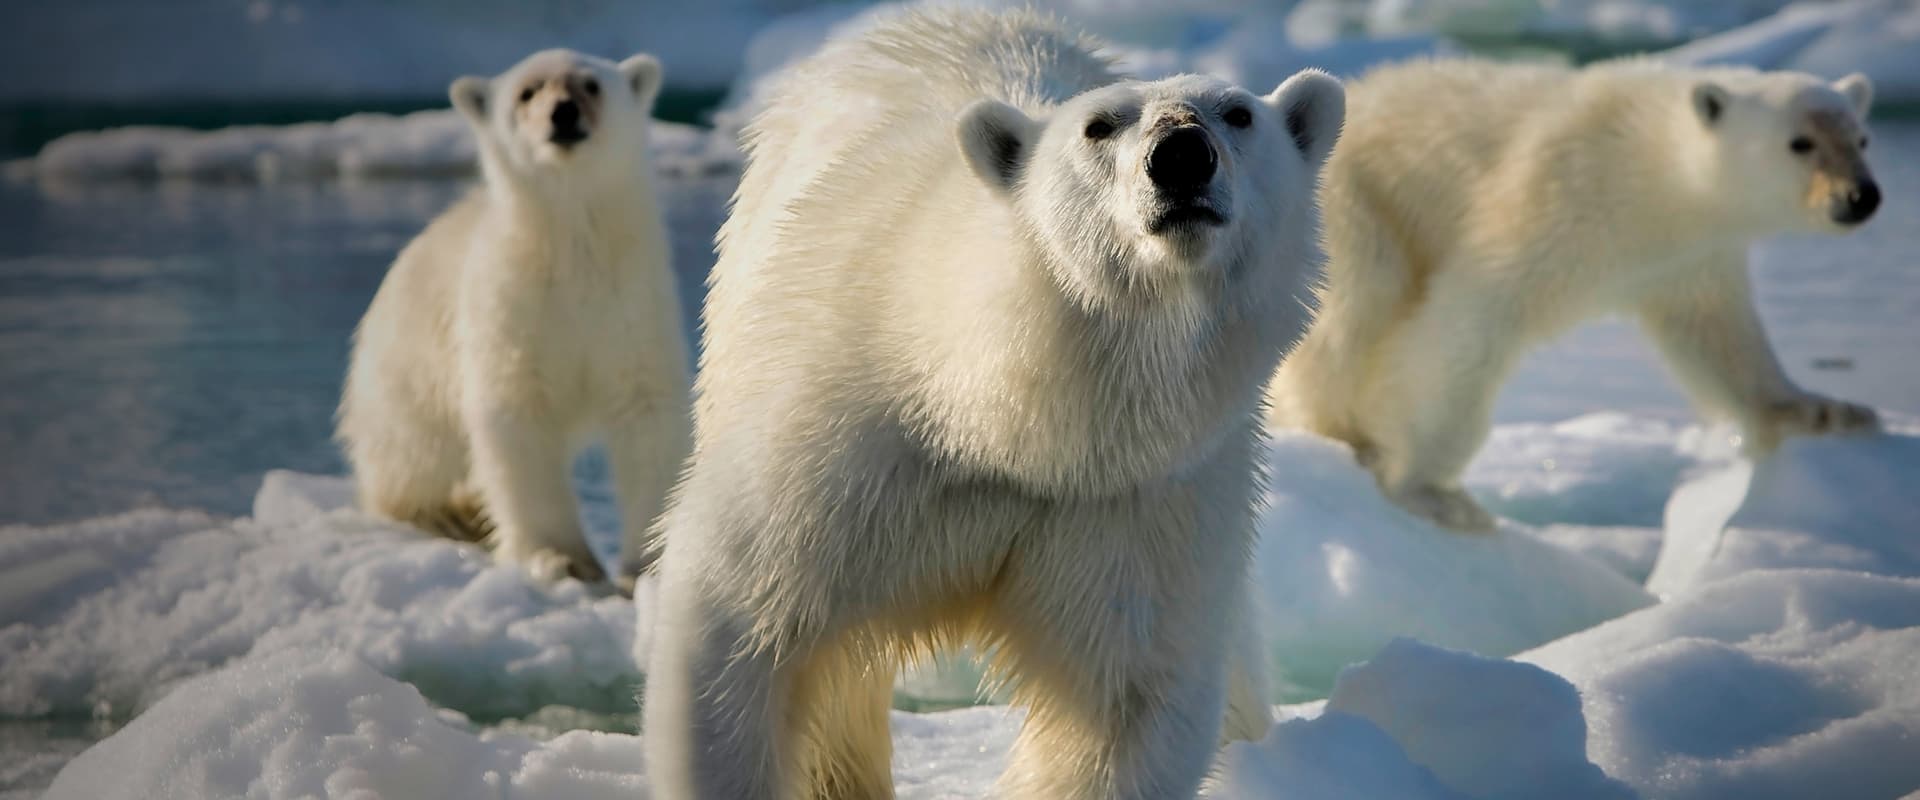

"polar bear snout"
[549,98,586,146]
[1832,177,1881,226]
[1148,126,1218,194]
[1145,126,1228,235]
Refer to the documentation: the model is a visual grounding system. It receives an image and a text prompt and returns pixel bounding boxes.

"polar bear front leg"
[644,595,783,799]
[997,611,1232,800]
[463,396,603,583]
[992,506,1249,799]
[1637,252,1879,455]
[606,401,692,586]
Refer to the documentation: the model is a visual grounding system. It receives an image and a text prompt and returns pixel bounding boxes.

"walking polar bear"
[337,49,691,584]
[644,8,1343,799]
[1268,59,1882,531]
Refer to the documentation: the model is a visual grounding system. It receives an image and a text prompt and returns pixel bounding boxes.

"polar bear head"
[956,70,1344,304]
[1691,70,1878,231]
[450,49,663,179]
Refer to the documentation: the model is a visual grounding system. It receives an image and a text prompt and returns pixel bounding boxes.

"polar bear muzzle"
[1800,111,1879,226]
[1145,118,1228,234]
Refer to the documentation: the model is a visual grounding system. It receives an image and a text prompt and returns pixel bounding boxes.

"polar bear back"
[699,10,1120,434]
[711,9,1116,314]
[1315,59,1756,339]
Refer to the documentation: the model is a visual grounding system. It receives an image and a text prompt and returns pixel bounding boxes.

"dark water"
[0,175,730,524]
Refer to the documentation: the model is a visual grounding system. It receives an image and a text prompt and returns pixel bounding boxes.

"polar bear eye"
[1790,136,1814,155]
[1084,118,1115,141]
[518,87,536,104]
[1223,107,1253,129]
[583,78,600,97]
[1859,136,1870,150]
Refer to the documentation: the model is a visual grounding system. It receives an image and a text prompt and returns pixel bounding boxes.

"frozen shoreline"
[13,0,1918,185]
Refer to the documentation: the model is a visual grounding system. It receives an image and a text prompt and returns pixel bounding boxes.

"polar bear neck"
[1568,64,1770,246]
[473,157,666,277]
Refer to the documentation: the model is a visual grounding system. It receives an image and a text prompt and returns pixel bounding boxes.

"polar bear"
[1267,59,1881,532]
[642,8,1343,799]
[336,49,691,584]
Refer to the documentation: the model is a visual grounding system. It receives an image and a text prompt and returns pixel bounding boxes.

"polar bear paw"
[1766,393,1879,439]
[1393,484,1497,533]
[495,540,607,585]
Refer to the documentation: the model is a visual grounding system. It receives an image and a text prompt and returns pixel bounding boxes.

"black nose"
[1834,179,1881,225]
[1147,127,1216,194]
[551,99,580,129]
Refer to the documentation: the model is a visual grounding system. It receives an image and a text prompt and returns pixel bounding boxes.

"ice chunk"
[1253,432,1654,700]
[1210,710,1468,800]
[21,114,738,183]
[1648,433,1920,595]
[1327,639,1634,800]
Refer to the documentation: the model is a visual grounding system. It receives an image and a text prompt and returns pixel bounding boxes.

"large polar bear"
[1268,59,1881,531]
[337,49,691,584]
[643,8,1343,799]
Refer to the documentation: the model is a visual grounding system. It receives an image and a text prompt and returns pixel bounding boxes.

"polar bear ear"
[619,54,665,114]
[450,76,491,126]
[1692,82,1730,128]
[958,99,1039,196]
[1834,73,1873,117]
[1265,69,1344,170]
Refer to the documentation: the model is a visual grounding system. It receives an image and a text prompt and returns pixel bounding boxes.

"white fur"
[337,49,691,583]
[643,9,1341,799]
[1268,58,1881,532]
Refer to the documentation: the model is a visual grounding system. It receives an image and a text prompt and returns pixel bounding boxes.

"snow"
[1663,0,1920,106]
[39,651,651,800]
[1649,432,1920,595]
[1316,639,1634,800]
[37,635,1620,799]
[21,416,1920,797]
[1249,432,1656,700]
[0,2,783,101]
[16,113,739,183]
[0,482,640,721]
[19,0,1920,184]
[1524,569,1920,799]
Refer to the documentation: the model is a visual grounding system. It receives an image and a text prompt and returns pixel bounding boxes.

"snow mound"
[39,651,649,800]
[42,635,1627,798]
[19,114,738,183]
[1216,637,1635,799]
[25,416,1920,798]
[1252,432,1655,700]
[1213,711,1468,800]
[1663,0,1920,107]
[1360,0,1798,45]
[1524,569,1920,800]
[1649,431,1920,595]
[35,648,1021,800]
[0,483,639,721]
[1325,639,1633,800]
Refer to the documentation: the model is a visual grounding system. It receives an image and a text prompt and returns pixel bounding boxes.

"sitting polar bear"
[643,8,1343,800]
[1267,59,1882,532]
[336,49,691,584]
